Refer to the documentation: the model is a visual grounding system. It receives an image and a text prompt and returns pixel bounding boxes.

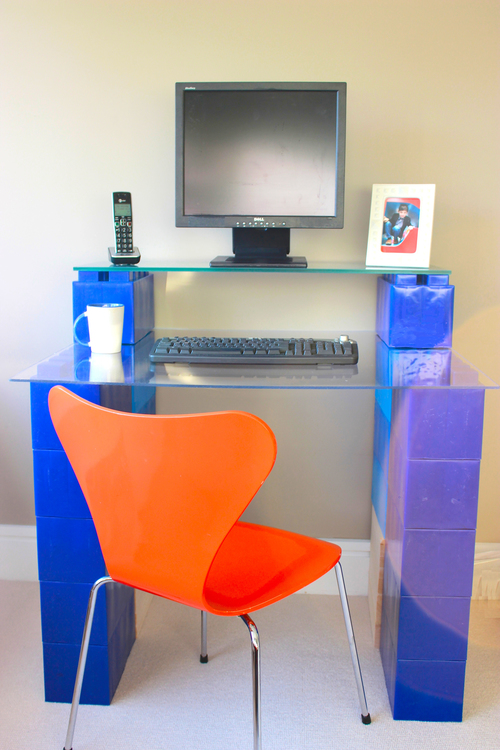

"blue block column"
[380,386,484,721]
[32,383,138,705]
[374,271,487,720]
[31,269,156,704]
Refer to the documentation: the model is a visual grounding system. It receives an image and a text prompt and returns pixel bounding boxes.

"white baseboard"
[473,543,500,600]
[2,525,499,601]
[296,539,371,596]
[0,525,371,594]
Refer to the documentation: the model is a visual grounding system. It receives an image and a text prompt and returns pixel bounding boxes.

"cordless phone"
[108,192,141,265]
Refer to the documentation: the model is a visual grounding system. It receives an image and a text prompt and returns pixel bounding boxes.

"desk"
[12,263,498,722]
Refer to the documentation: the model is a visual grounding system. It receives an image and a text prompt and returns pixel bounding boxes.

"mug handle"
[74,357,91,380]
[73,311,90,347]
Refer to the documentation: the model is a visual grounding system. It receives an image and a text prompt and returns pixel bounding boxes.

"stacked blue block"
[380,385,484,721]
[376,274,454,349]
[375,337,452,389]
[32,382,137,704]
[73,271,154,345]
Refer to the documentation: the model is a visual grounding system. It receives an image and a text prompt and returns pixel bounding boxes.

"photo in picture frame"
[366,184,436,268]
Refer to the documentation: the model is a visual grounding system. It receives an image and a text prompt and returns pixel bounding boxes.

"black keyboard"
[149,335,358,365]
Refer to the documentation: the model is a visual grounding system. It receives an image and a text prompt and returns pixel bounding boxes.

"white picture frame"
[365,184,436,268]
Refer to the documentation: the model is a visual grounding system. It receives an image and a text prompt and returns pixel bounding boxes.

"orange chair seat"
[203,521,341,615]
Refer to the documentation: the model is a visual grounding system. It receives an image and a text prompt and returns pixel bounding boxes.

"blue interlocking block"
[43,642,112,705]
[376,274,454,348]
[33,449,91,519]
[392,659,467,722]
[31,383,101,450]
[36,517,106,584]
[388,437,480,530]
[40,580,134,646]
[73,272,154,345]
[375,337,452,388]
[397,595,470,661]
[43,592,135,705]
[41,581,109,646]
[390,387,484,460]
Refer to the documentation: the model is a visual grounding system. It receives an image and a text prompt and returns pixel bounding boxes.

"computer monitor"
[175,82,346,268]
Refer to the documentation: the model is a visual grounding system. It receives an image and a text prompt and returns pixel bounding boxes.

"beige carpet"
[0,580,499,750]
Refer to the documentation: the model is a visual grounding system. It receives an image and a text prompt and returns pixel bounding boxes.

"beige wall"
[1,1,499,539]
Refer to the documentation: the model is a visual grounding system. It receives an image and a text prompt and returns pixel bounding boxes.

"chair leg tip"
[362,713,371,725]
[200,654,208,663]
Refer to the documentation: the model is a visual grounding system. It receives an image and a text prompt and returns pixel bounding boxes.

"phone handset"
[108,192,141,265]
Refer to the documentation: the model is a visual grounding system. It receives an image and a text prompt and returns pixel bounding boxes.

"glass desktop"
[11,330,498,391]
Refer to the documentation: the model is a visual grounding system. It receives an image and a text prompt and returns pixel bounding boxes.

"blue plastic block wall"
[31,382,142,704]
[380,386,484,721]
[376,274,454,349]
[73,271,154,345]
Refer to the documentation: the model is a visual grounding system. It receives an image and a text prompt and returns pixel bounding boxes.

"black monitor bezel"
[175,82,346,230]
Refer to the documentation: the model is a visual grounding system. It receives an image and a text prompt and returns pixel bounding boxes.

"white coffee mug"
[73,303,125,354]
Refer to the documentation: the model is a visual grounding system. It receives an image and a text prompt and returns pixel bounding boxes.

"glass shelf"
[73,259,452,275]
[11,331,497,391]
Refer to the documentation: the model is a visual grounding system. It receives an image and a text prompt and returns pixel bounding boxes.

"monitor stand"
[210,227,307,268]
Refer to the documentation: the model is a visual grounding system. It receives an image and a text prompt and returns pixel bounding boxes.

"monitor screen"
[175,82,346,266]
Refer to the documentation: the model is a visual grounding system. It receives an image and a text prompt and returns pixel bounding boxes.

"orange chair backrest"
[48,386,277,610]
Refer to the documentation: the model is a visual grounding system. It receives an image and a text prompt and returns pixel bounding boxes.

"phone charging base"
[108,247,141,266]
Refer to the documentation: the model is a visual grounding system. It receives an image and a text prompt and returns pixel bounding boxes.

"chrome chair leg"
[240,614,262,750]
[200,610,208,663]
[334,562,371,724]
[63,576,113,750]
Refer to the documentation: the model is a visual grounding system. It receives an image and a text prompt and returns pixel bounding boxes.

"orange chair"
[48,385,370,750]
